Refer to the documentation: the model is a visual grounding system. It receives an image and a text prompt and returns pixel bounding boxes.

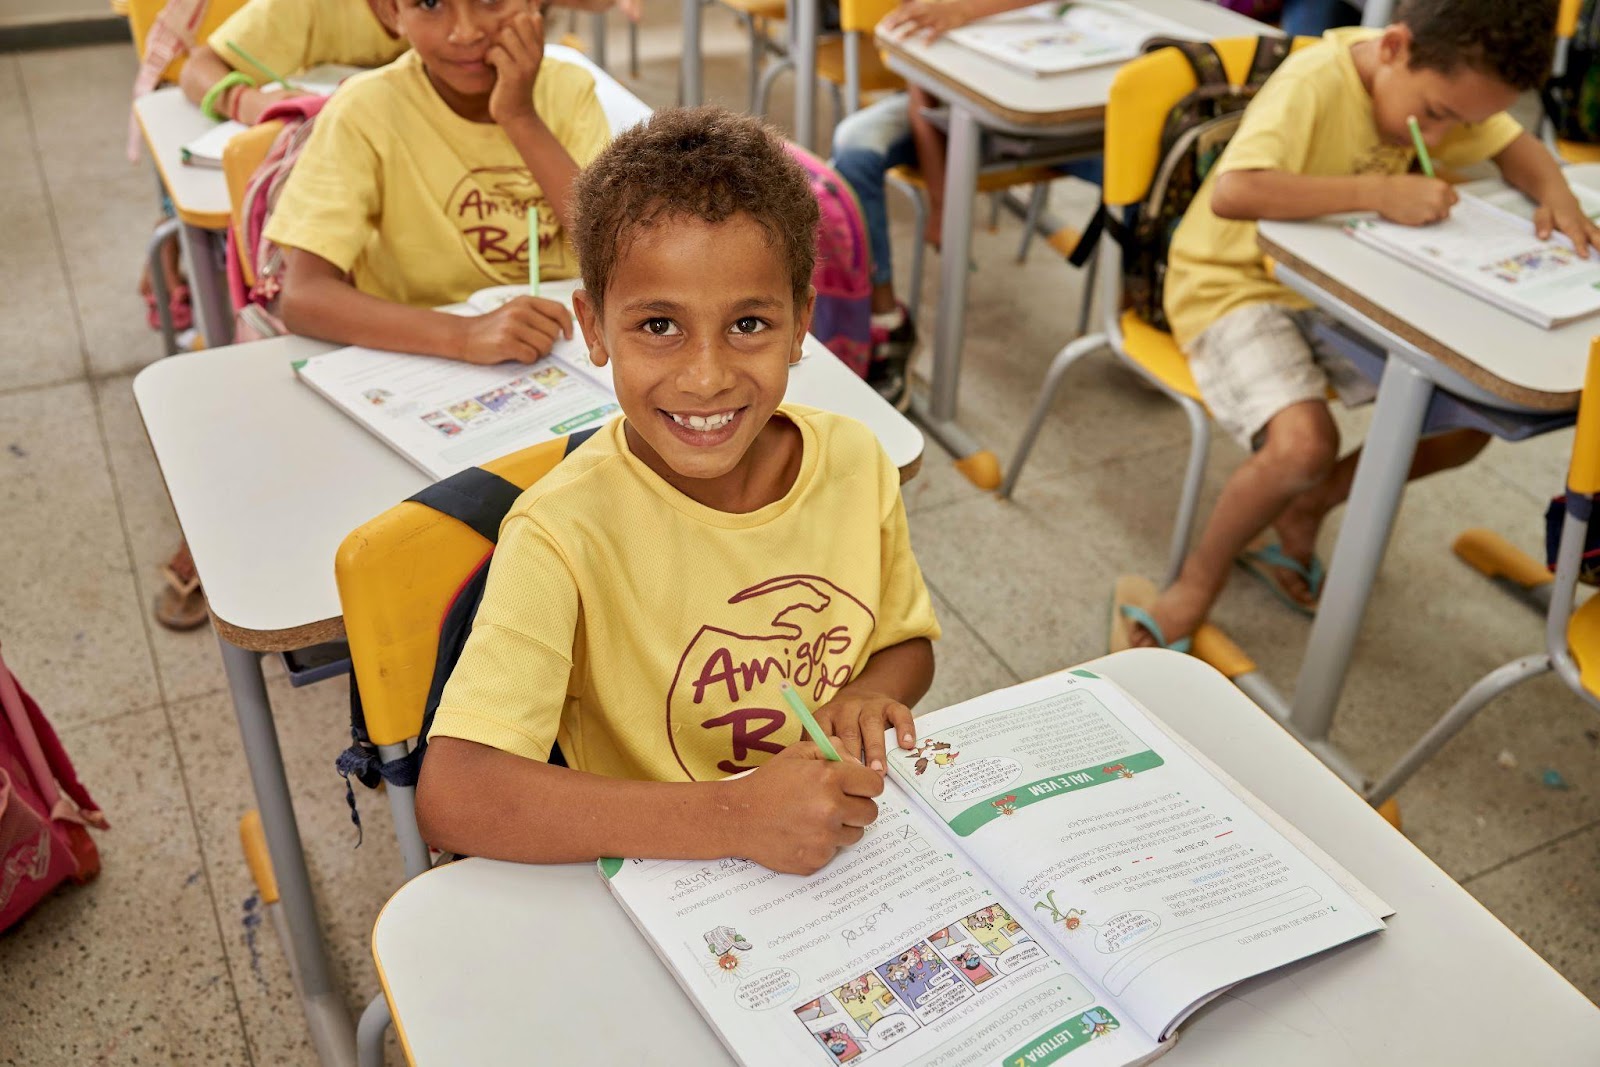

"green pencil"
[529,207,540,298]
[778,682,841,761]
[1407,115,1435,179]
[226,39,294,91]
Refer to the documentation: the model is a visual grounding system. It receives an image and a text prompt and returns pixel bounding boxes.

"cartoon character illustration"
[904,739,959,776]
[815,1025,862,1063]
[1080,1008,1119,1038]
[704,925,754,971]
[1035,890,1087,933]
[1102,763,1134,780]
[948,946,996,986]
[833,973,907,1030]
[884,961,911,991]
[990,793,1018,816]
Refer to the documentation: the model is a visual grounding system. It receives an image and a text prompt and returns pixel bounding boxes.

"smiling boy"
[266,0,607,365]
[415,108,941,876]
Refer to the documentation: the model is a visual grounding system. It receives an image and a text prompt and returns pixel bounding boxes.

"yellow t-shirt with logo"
[208,0,407,76]
[264,50,610,306]
[1163,27,1525,350]
[429,406,942,783]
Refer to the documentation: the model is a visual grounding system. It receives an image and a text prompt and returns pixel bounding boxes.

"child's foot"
[1265,502,1324,609]
[867,304,917,410]
[1126,582,1209,650]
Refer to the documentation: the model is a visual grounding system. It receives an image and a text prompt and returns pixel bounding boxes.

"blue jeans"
[831,92,1104,291]
[1280,0,1357,37]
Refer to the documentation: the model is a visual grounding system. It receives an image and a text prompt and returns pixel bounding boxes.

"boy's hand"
[882,0,972,42]
[487,10,545,128]
[812,687,916,774]
[456,296,574,364]
[234,85,295,125]
[730,744,883,875]
[1534,194,1600,258]
[1374,175,1457,226]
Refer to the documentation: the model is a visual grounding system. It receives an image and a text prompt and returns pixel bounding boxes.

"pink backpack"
[784,144,873,378]
[0,646,107,932]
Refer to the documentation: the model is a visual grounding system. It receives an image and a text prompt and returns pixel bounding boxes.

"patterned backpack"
[784,144,874,378]
[0,646,107,933]
[1069,36,1292,331]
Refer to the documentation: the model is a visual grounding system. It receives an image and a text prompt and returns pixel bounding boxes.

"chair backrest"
[127,0,249,82]
[336,436,580,748]
[1560,0,1584,43]
[838,0,898,36]
[1569,337,1600,498]
[222,119,282,289]
[1103,36,1316,208]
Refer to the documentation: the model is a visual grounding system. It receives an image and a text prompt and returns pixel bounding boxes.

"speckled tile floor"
[0,8,1595,1064]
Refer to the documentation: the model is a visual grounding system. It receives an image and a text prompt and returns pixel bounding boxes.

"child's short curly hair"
[571,106,819,310]
[1399,0,1555,92]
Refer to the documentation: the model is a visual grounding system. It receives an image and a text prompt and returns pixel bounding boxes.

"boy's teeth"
[671,411,735,431]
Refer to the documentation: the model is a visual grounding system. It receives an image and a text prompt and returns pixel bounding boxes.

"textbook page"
[886,671,1384,1040]
[942,0,1204,77]
[293,333,617,480]
[1344,196,1600,328]
[602,781,1165,1067]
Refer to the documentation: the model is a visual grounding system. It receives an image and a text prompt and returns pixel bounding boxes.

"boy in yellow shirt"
[265,0,611,364]
[1123,0,1600,650]
[415,108,942,876]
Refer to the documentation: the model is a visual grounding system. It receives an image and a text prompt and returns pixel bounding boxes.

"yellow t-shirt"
[429,406,942,783]
[264,50,610,306]
[1163,27,1525,349]
[208,0,407,76]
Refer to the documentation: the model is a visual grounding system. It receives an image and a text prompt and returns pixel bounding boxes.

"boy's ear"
[1377,23,1412,66]
[790,285,816,366]
[573,289,609,367]
[368,0,401,36]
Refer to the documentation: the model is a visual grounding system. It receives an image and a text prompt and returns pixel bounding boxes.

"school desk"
[133,86,236,350]
[877,0,1272,486]
[131,320,924,1067]
[1243,166,1599,788]
[369,647,1600,1065]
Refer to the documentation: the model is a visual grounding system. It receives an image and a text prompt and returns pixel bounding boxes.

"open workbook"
[179,64,365,167]
[293,309,618,480]
[1343,178,1600,329]
[602,670,1388,1067]
[940,0,1205,77]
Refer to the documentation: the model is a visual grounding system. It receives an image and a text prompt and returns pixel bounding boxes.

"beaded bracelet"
[201,70,255,122]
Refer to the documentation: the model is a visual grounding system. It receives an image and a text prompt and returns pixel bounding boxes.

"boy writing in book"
[414,107,942,876]
[1120,0,1600,650]
[264,0,611,365]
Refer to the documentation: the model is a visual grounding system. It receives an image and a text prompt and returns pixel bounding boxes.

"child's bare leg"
[1130,400,1339,647]
[906,85,947,249]
[1268,428,1491,600]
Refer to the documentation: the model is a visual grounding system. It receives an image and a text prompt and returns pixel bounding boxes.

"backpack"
[1069,36,1292,332]
[226,96,330,343]
[1545,495,1600,585]
[0,646,107,933]
[784,144,874,378]
[1544,0,1600,144]
[334,435,595,841]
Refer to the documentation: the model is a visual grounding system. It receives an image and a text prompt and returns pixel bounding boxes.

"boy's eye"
[642,318,679,336]
[417,0,440,10]
[732,317,769,334]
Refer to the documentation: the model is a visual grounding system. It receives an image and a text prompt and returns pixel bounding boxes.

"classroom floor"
[1,7,1597,1063]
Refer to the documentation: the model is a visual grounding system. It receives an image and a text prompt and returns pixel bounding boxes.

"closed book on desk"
[602,670,1388,1067]
[941,0,1205,77]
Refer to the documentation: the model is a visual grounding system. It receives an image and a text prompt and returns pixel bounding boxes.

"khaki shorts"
[1187,303,1376,449]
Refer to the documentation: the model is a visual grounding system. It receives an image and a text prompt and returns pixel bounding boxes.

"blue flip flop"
[1119,604,1193,654]
[1237,539,1324,618]
[1109,575,1193,654]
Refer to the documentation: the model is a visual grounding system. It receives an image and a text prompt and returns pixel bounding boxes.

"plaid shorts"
[1187,303,1375,449]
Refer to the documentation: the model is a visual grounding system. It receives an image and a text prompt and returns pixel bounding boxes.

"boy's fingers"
[859,711,888,773]
[887,704,916,749]
[1534,205,1553,240]
[837,763,886,799]
[835,715,864,764]
[838,796,879,829]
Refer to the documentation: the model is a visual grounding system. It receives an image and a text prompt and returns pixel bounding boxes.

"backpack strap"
[1245,34,1291,89]
[407,466,526,543]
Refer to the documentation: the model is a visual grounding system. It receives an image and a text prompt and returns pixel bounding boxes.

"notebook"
[941,0,1206,77]
[179,64,365,167]
[602,670,1389,1067]
[1343,178,1600,329]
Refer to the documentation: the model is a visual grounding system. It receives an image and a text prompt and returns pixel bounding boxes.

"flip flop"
[1236,536,1324,618]
[154,541,209,632]
[1108,575,1192,654]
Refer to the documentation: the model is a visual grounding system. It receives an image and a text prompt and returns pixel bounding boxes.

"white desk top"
[133,330,924,649]
[133,86,233,229]
[371,649,1600,1065]
[878,0,1271,128]
[1257,165,1600,411]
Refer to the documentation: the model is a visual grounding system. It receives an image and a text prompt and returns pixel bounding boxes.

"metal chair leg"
[1074,242,1098,339]
[998,332,1109,499]
[1015,182,1049,263]
[628,17,639,79]
[1365,653,1553,806]
[747,15,765,113]
[888,174,928,326]
[755,55,792,117]
[357,993,392,1067]
[146,216,182,356]
[1165,397,1211,587]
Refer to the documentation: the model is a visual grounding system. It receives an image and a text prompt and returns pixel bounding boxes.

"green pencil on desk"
[1407,115,1435,178]
[529,209,541,299]
[779,682,841,761]
[226,39,294,92]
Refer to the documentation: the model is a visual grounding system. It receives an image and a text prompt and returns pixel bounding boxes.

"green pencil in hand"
[779,682,841,762]
[1407,115,1435,179]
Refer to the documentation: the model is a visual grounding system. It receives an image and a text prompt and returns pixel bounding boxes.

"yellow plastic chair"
[1548,0,1600,163]
[999,37,1315,586]
[814,0,903,113]
[127,0,249,83]
[220,119,282,290]
[1366,337,1600,806]
[334,433,591,1064]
